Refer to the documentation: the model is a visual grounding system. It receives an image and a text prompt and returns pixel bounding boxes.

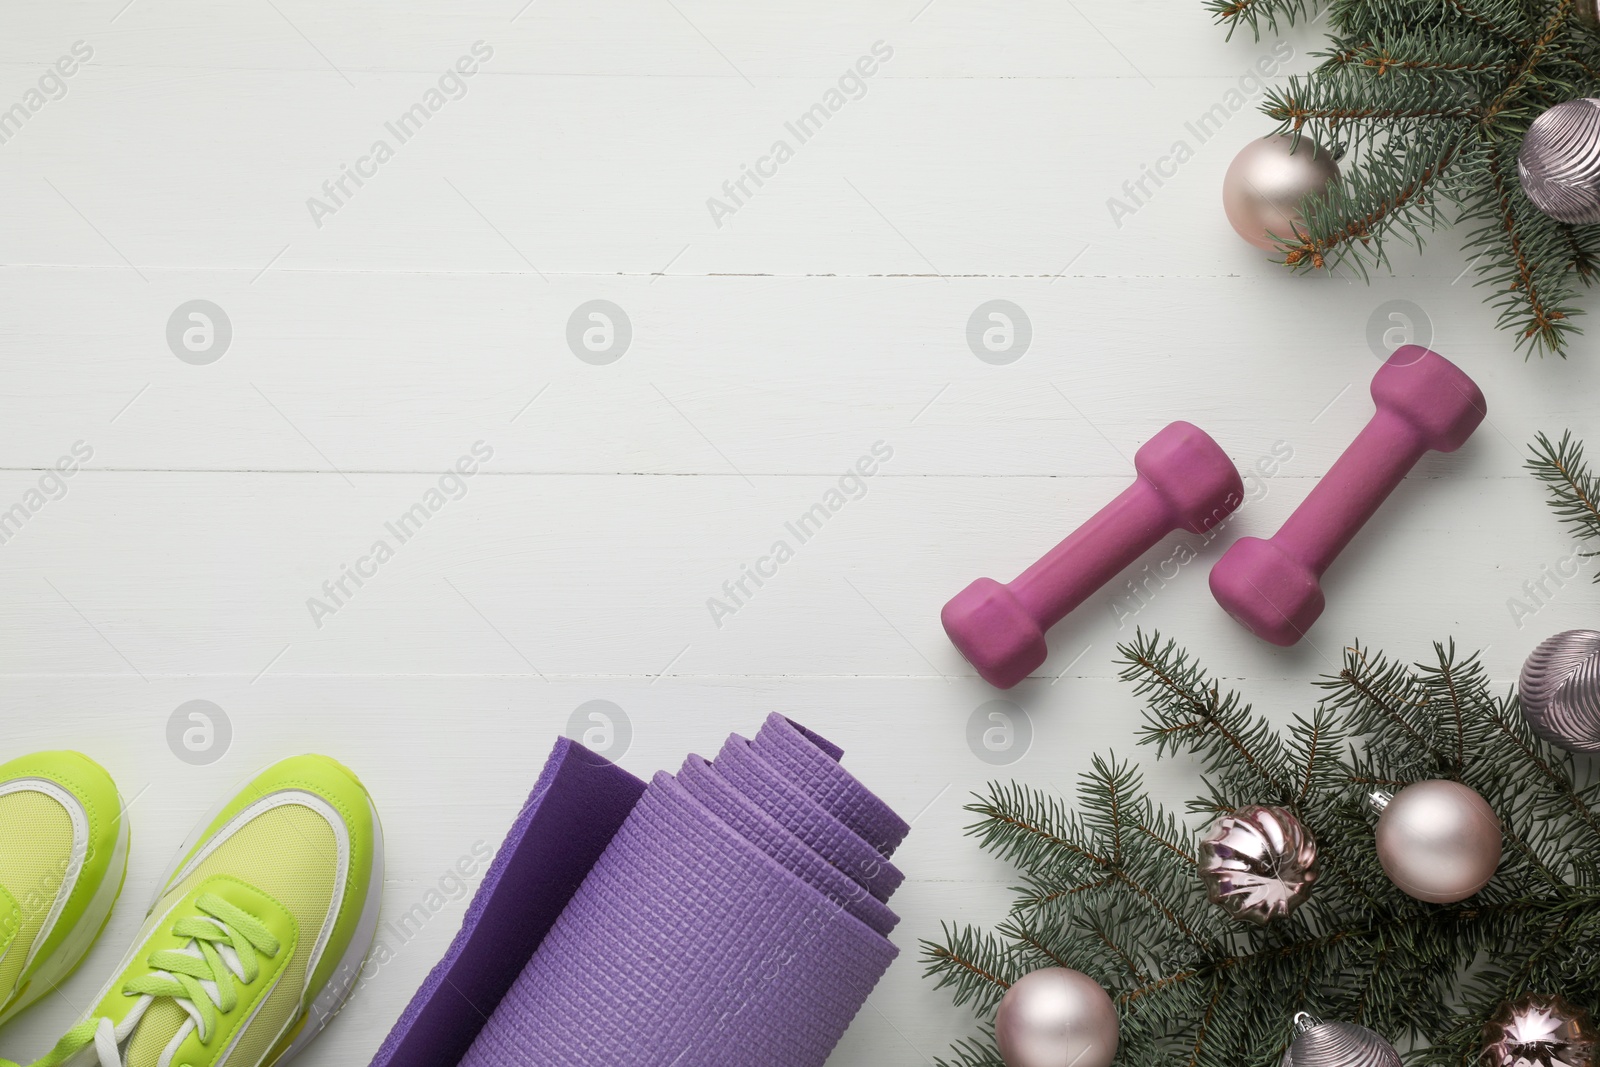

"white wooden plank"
[0,468,1572,683]
[0,0,1288,79]
[0,62,1430,277]
[0,268,1585,474]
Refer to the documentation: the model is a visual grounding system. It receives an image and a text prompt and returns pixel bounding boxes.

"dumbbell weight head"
[1210,345,1485,646]
[1371,344,1486,453]
[1134,420,1248,536]
[943,422,1243,688]
[1207,536,1323,648]
[940,577,1046,690]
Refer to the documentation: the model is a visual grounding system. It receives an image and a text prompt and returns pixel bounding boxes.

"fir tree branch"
[1324,39,1517,76]
[922,924,1013,1010]
[964,785,1113,875]
[1565,225,1600,283]
[1133,817,1198,867]
[1015,873,1119,908]
[1122,632,1295,801]
[1441,0,1536,46]
[934,1034,1006,1067]
[1480,0,1575,124]
[1086,924,1147,982]
[1481,696,1600,846]
[1010,926,1076,972]
[1206,0,1316,40]
[1278,135,1463,272]
[1188,982,1225,1067]
[1273,101,1482,125]
[1527,430,1600,575]
[1334,653,1435,753]
[1428,641,1469,771]
[1480,147,1569,351]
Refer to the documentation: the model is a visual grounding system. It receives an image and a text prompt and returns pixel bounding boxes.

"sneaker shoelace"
[3,893,280,1067]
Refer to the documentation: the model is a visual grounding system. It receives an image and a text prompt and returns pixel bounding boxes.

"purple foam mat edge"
[366,737,647,1067]
[753,713,910,854]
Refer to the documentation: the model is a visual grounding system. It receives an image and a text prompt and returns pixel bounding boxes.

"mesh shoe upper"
[0,752,126,1028]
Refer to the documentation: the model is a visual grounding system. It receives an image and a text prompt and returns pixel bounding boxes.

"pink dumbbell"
[1209,345,1486,646]
[942,421,1244,689]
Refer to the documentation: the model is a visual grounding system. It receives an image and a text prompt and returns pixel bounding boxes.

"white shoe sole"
[271,789,385,1066]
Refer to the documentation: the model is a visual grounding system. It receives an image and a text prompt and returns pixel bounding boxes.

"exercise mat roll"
[457,712,908,1067]
[368,738,646,1067]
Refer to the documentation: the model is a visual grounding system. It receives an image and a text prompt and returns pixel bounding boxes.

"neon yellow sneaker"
[0,752,128,1028]
[7,755,382,1067]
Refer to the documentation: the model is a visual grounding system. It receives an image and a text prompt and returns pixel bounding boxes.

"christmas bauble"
[1483,994,1599,1067]
[994,968,1118,1067]
[1282,1013,1402,1067]
[1198,804,1319,925]
[1518,99,1600,224]
[1519,629,1600,753]
[1374,780,1501,903]
[1223,134,1340,250]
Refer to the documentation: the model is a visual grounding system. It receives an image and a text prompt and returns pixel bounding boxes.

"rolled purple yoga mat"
[367,738,646,1067]
[458,713,908,1067]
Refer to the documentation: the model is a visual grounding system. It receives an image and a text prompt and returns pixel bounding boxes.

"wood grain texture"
[0,2,1594,1064]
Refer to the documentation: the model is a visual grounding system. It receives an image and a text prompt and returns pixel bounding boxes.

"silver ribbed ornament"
[1282,1013,1402,1067]
[1519,629,1600,754]
[1518,100,1600,224]
[1198,805,1318,925]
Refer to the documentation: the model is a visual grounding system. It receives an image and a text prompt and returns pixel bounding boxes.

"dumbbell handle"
[1008,480,1173,628]
[1276,407,1429,575]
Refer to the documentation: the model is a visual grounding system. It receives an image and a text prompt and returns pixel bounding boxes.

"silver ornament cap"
[1282,1014,1402,1067]
[1223,133,1340,251]
[1518,99,1600,224]
[994,967,1119,1067]
[1198,805,1319,924]
[1374,780,1501,903]
[1519,629,1600,753]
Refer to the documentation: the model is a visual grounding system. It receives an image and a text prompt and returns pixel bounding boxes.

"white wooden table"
[1,2,1597,1063]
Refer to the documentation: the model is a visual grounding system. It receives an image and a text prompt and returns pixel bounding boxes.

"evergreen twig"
[1528,430,1600,578]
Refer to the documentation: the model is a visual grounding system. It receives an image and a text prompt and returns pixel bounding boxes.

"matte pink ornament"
[994,968,1119,1067]
[943,421,1243,689]
[1374,780,1501,903]
[1223,134,1340,251]
[1209,346,1485,646]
